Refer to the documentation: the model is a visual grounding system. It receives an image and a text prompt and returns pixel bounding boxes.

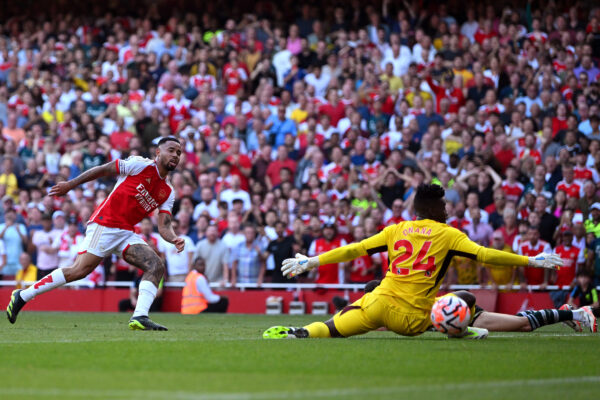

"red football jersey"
[554,245,580,287]
[349,254,376,283]
[517,240,552,285]
[501,181,524,203]
[89,157,175,231]
[308,236,347,284]
[166,98,191,133]
[556,180,582,198]
[448,217,470,232]
[574,166,599,183]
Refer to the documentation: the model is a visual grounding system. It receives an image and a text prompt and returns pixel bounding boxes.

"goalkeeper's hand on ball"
[528,253,563,270]
[281,253,320,278]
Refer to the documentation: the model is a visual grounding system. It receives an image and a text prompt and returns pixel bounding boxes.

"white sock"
[20,269,67,302]
[572,309,586,322]
[132,280,158,318]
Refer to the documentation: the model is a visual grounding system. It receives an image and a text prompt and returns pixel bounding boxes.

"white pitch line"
[0,376,598,400]
[490,333,598,338]
[0,331,595,344]
[0,337,264,344]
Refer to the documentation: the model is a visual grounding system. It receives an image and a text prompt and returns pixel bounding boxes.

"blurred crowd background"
[0,0,599,306]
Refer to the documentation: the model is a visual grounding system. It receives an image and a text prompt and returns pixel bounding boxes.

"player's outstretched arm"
[157,212,185,253]
[282,230,388,278]
[452,233,563,270]
[49,161,119,196]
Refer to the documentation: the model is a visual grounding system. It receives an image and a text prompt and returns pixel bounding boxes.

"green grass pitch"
[1,312,599,400]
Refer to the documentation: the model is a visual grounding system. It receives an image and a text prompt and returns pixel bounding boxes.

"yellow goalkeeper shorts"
[332,292,431,337]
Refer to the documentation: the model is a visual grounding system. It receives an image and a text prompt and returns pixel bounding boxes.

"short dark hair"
[413,184,447,223]
[157,137,180,146]
[576,269,592,278]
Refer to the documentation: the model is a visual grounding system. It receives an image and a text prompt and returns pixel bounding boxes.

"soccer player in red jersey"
[6,138,185,331]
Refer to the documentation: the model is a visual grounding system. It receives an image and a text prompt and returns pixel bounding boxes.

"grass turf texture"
[1,312,599,400]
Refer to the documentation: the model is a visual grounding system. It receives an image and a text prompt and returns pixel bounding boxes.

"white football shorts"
[80,223,147,258]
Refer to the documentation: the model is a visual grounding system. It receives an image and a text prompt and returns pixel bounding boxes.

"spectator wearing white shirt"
[193,187,219,220]
[101,51,119,80]
[219,175,251,211]
[194,224,229,285]
[412,34,436,65]
[464,192,490,224]
[515,84,543,117]
[381,40,412,77]
[159,218,195,282]
[304,65,330,98]
[0,239,6,278]
[222,212,246,255]
[272,38,292,87]
[32,213,61,279]
[460,9,479,43]
[53,216,84,268]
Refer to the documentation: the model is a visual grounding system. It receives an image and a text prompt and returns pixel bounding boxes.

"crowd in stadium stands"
[0,1,599,305]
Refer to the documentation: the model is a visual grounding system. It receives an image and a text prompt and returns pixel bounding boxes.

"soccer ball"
[430,295,471,335]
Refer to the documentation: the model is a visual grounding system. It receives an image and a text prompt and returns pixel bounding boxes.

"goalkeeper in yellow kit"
[263,184,563,339]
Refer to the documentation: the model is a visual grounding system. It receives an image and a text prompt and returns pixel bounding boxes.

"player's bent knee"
[453,291,476,309]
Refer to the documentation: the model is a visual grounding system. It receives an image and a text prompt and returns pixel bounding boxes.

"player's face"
[158,142,182,171]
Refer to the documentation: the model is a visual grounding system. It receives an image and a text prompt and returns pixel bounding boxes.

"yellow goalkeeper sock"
[303,322,331,338]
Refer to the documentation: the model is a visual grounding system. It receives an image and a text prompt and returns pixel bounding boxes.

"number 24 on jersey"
[390,240,436,277]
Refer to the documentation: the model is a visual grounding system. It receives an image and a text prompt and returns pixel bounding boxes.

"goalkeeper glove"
[281,253,320,278]
[528,253,563,270]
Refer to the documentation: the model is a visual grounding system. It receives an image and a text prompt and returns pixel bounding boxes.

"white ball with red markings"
[430,295,471,335]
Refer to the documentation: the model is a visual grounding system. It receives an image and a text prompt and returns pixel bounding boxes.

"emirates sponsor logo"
[135,183,159,212]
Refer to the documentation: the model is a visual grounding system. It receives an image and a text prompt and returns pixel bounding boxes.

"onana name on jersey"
[402,226,433,237]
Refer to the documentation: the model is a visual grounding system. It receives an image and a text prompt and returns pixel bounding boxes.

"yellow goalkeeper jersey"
[318,219,529,313]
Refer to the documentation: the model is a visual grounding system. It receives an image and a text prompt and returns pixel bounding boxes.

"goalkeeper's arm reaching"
[281,184,563,278]
[281,240,563,278]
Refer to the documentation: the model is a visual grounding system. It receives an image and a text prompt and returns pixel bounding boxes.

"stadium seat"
[288,301,306,315]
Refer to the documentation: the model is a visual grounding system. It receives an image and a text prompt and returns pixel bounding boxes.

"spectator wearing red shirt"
[308,224,347,284]
[166,88,191,133]
[573,152,599,184]
[497,208,519,250]
[265,145,297,190]
[425,72,464,114]
[517,226,552,287]
[225,139,252,191]
[551,103,569,138]
[223,51,248,97]
[447,201,470,232]
[318,89,346,128]
[557,163,582,199]
[553,231,581,288]
[473,20,497,45]
[550,230,582,307]
[109,117,134,152]
[501,166,524,203]
[518,134,542,165]
[348,226,380,283]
